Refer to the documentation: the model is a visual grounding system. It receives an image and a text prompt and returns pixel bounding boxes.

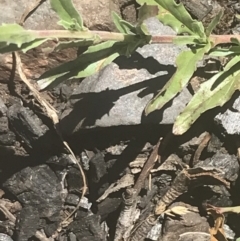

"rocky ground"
[0,0,240,241]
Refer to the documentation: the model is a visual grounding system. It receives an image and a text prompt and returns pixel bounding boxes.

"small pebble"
[0,233,13,241]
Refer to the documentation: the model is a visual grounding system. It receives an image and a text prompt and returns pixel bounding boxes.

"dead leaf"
[164,206,191,217]
[97,173,134,202]
[155,167,230,215]
[206,204,227,241]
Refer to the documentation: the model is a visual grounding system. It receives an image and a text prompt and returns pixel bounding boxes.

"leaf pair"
[173,55,240,134]
[142,0,207,118]
[0,0,86,53]
[50,0,85,31]
[140,0,230,135]
[38,41,128,89]
[0,24,47,53]
[37,1,151,89]
[136,0,205,36]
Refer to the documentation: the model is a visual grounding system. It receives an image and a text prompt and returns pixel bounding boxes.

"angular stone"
[60,18,192,134]
[214,95,240,135]
[7,104,60,151]
[196,150,239,182]
[0,0,122,83]
[0,0,119,30]
[3,164,63,241]
[0,98,7,116]
[161,202,209,241]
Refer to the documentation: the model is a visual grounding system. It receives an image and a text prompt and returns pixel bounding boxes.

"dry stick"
[14,53,87,227]
[130,215,159,241]
[16,1,87,226]
[133,132,173,194]
[0,201,16,223]
[133,138,161,195]
[130,133,173,241]
[35,231,54,241]
[114,140,162,241]
[114,188,138,241]
[19,0,46,25]
[192,132,211,166]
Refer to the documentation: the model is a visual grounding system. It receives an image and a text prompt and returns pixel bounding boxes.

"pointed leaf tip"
[50,0,86,31]
[173,56,240,135]
[145,44,211,115]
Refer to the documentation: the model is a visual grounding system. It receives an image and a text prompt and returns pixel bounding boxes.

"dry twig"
[133,138,161,195]
[115,134,173,241]
[0,200,16,223]
[19,0,46,25]
[16,1,88,228]
[14,52,87,227]
[192,132,211,166]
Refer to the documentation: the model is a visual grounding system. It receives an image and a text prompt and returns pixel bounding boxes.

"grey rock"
[147,223,162,241]
[223,224,235,240]
[178,232,210,241]
[207,134,223,153]
[60,18,192,134]
[3,164,63,241]
[161,202,209,241]
[0,0,119,31]
[214,94,240,135]
[7,104,60,151]
[0,234,13,241]
[196,150,239,182]
[8,104,48,149]
[0,116,9,134]
[0,98,7,116]
[0,132,16,146]
[0,0,121,83]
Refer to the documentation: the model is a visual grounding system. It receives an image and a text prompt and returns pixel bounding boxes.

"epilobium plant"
[0,0,240,135]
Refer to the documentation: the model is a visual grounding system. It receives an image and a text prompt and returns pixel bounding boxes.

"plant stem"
[210,35,240,45]
[29,30,128,42]
[28,29,240,45]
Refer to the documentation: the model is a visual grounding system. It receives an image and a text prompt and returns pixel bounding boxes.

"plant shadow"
[60,52,176,135]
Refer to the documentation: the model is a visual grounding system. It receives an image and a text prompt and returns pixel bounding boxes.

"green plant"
[0,0,240,135]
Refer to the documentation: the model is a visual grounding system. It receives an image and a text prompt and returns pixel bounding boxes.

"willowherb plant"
[0,0,240,135]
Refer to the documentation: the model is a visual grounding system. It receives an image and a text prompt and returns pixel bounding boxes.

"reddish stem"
[32,29,240,45]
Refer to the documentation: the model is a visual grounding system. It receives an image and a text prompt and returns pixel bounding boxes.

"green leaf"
[112,12,136,34]
[209,46,240,57]
[112,10,153,36]
[136,0,157,5]
[205,9,223,37]
[145,43,211,115]
[37,41,127,89]
[112,12,129,34]
[21,39,48,53]
[156,0,205,37]
[38,41,118,89]
[231,38,240,45]
[173,36,206,45]
[138,3,159,24]
[0,24,37,48]
[50,0,86,31]
[54,39,94,51]
[137,4,159,35]
[0,25,46,53]
[173,56,240,135]
[38,34,149,90]
[137,0,205,37]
